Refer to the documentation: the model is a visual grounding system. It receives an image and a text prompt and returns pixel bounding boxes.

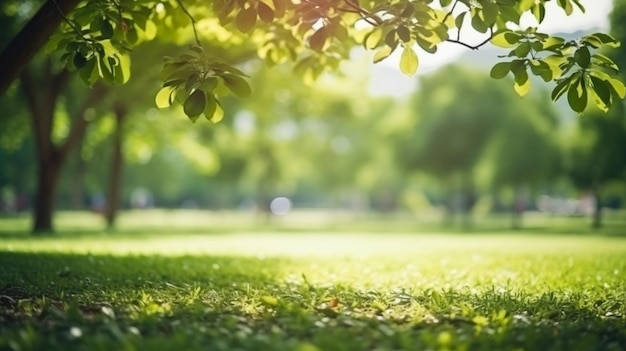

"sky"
[366,0,615,97]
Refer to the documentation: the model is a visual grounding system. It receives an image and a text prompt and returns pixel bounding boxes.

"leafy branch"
[51,0,93,43]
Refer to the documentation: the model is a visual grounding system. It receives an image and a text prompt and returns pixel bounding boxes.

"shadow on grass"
[0,251,624,351]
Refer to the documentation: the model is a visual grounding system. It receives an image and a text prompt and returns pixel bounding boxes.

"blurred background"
[0,0,625,233]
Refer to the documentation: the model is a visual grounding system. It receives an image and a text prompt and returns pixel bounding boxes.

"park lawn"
[0,211,625,350]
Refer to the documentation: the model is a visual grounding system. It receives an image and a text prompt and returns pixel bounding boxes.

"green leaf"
[330,22,348,41]
[567,76,587,113]
[373,46,393,63]
[78,58,97,86]
[364,28,383,49]
[210,100,224,123]
[471,11,489,33]
[514,42,531,57]
[592,53,619,71]
[222,74,251,98]
[160,62,190,81]
[397,25,411,43]
[491,31,521,48]
[184,89,206,120]
[588,32,620,47]
[258,2,275,23]
[400,2,415,17]
[97,55,114,81]
[73,53,87,70]
[482,2,498,25]
[142,20,157,40]
[101,20,114,39]
[490,62,510,79]
[399,45,419,76]
[551,77,572,102]
[385,30,398,48]
[125,26,138,44]
[309,27,328,52]
[518,0,535,12]
[574,46,591,68]
[541,36,565,51]
[155,86,175,108]
[529,59,553,82]
[416,36,437,53]
[199,77,218,92]
[532,3,545,22]
[589,76,612,112]
[203,93,218,121]
[116,53,131,84]
[211,62,249,77]
[455,12,466,29]
[511,61,530,96]
[499,6,521,24]
[236,7,257,34]
[514,76,531,97]
[90,16,104,34]
[273,0,287,18]
[607,78,626,99]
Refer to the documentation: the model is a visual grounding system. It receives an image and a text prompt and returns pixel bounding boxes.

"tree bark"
[33,152,62,234]
[104,103,126,230]
[0,0,82,97]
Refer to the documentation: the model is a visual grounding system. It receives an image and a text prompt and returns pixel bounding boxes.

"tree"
[395,65,563,228]
[20,59,108,233]
[486,94,562,228]
[567,107,626,228]
[561,0,626,229]
[396,66,508,227]
[0,0,624,117]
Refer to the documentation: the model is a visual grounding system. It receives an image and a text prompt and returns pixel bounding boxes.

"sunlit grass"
[1,210,625,350]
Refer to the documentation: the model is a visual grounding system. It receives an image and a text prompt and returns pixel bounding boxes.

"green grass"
[1,210,625,350]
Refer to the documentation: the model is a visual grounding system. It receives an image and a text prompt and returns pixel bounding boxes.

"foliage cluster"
[12,0,625,122]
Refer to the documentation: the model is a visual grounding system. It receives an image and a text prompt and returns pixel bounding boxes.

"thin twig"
[51,0,91,42]
[343,0,382,26]
[110,0,124,26]
[446,27,494,50]
[441,0,459,25]
[175,0,201,46]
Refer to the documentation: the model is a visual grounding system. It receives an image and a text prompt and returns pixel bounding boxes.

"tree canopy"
[1,0,625,122]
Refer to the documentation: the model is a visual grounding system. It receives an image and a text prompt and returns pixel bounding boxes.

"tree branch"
[51,0,91,42]
[342,0,382,26]
[446,27,494,50]
[20,68,52,161]
[58,83,108,158]
[0,0,82,96]
[175,0,201,46]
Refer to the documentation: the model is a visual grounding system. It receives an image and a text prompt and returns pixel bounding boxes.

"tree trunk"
[20,64,106,233]
[511,186,523,230]
[104,104,126,230]
[591,183,602,229]
[32,152,61,234]
[0,0,82,96]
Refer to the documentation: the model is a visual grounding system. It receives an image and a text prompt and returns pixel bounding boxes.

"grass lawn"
[0,210,625,350]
